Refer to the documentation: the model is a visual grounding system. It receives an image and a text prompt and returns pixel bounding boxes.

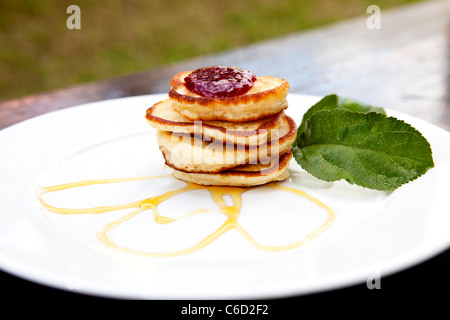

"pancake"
[146,99,285,146]
[156,115,297,173]
[171,148,292,187]
[168,71,289,122]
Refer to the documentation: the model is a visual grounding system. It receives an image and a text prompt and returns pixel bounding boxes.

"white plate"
[0,93,449,300]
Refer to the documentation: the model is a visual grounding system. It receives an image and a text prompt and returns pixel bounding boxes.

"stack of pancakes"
[145,70,297,187]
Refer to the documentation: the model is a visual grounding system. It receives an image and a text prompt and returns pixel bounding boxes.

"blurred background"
[0,0,428,102]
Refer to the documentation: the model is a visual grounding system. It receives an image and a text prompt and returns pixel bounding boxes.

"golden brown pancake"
[146,99,285,146]
[156,115,297,173]
[168,71,289,122]
[171,148,292,187]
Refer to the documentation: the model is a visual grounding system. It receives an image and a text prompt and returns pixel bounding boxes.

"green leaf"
[295,94,385,147]
[293,109,434,191]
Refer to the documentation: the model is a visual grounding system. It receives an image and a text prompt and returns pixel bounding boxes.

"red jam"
[184,65,257,98]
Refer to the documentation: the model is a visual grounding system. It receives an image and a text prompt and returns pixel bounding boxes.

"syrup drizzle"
[37,175,335,257]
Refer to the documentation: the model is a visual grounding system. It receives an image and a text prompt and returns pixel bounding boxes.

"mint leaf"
[296,94,385,143]
[293,109,434,191]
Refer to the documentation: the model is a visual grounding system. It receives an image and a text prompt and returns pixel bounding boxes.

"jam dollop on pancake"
[170,71,289,122]
[184,65,257,98]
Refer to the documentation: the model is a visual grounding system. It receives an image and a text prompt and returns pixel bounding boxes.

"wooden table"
[1,0,449,305]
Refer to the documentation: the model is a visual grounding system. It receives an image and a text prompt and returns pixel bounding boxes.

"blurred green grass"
[0,0,426,101]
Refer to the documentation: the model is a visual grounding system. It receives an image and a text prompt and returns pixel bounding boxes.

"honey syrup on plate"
[37,175,335,257]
